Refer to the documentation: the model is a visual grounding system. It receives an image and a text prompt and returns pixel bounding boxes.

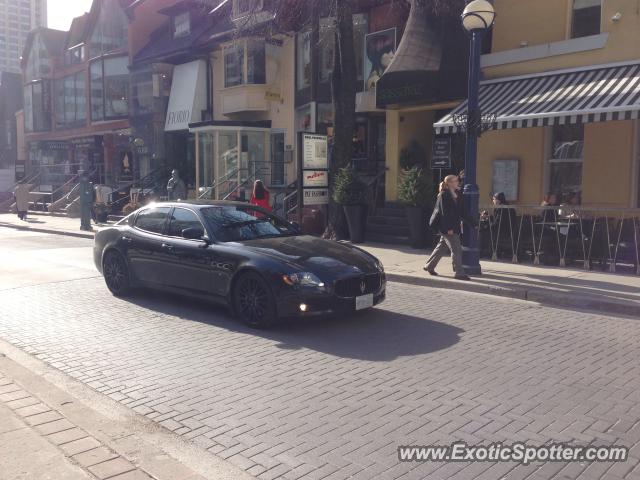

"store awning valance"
[434,61,640,135]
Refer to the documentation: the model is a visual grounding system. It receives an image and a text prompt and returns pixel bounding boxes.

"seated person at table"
[480,192,517,255]
[559,191,581,218]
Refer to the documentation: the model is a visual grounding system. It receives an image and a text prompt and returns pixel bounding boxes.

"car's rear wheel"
[103,250,131,297]
[233,272,276,328]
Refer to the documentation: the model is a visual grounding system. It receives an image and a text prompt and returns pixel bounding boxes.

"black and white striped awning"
[434,61,640,135]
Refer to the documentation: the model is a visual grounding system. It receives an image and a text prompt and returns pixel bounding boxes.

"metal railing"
[477,204,640,275]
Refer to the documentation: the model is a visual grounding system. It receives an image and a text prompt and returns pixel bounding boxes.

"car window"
[134,207,171,234]
[166,208,204,238]
[201,206,298,242]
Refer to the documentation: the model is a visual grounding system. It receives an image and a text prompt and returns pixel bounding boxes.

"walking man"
[78,171,95,231]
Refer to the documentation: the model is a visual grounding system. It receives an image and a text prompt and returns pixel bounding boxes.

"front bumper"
[276,282,386,318]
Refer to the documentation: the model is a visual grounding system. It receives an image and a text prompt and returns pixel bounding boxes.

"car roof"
[149,200,252,209]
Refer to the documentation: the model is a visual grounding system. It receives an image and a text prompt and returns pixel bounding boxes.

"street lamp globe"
[462,0,496,32]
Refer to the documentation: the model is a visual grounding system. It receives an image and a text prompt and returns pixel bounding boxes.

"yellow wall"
[477,127,546,205]
[477,121,636,207]
[385,110,434,201]
[492,0,569,52]
[583,120,635,207]
[487,0,640,78]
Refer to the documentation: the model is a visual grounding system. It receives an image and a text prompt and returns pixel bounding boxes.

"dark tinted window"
[571,0,601,38]
[134,207,170,234]
[167,208,203,237]
[201,206,298,242]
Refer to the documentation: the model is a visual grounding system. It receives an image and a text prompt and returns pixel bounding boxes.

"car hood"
[239,235,378,277]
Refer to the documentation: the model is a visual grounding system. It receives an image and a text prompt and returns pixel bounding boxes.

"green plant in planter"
[399,140,427,170]
[398,166,433,209]
[332,166,367,206]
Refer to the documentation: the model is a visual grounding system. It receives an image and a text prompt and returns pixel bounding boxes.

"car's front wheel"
[233,272,276,328]
[102,250,131,297]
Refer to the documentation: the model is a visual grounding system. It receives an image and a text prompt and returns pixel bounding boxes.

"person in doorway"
[425,174,477,280]
[13,181,31,221]
[167,169,187,200]
[78,171,95,231]
[250,180,271,212]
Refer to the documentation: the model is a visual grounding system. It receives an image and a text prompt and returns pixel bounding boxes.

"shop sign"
[71,136,102,148]
[302,133,328,169]
[431,137,451,169]
[165,60,207,132]
[303,170,328,188]
[41,140,70,151]
[265,91,281,102]
[303,188,329,205]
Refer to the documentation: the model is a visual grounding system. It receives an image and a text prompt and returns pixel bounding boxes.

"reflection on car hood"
[240,235,377,276]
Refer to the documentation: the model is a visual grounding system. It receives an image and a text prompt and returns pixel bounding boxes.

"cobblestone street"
[0,229,639,480]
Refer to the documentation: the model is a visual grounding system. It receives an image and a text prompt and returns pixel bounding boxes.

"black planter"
[405,206,428,249]
[343,205,367,243]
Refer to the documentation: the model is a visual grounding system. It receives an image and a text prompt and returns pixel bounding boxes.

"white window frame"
[173,12,190,39]
[570,0,602,39]
[222,38,266,88]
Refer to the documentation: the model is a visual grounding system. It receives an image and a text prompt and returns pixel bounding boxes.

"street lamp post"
[460,0,496,276]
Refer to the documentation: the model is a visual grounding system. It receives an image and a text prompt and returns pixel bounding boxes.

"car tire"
[233,272,276,328]
[102,250,132,297]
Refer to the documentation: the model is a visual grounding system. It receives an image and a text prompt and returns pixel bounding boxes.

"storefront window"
[318,18,335,83]
[55,72,86,128]
[219,131,239,181]
[224,40,266,87]
[571,0,601,39]
[549,124,583,200]
[65,45,84,65]
[296,104,314,132]
[296,27,311,90]
[23,81,50,132]
[131,69,153,116]
[224,45,244,87]
[24,34,52,83]
[316,14,368,85]
[317,103,334,135]
[247,40,266,84]
[198,132,215,189]
[88,0,128,58]
[90,56,129,121]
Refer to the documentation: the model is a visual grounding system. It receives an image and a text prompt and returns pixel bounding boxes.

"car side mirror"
[182,227,205,240]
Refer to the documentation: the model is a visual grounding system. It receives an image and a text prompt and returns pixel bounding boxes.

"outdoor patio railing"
[476,205,640,275]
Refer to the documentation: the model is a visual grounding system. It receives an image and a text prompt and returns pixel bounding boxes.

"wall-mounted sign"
[165,60,207,132]
[364,28,397,92]
[303,188,329,205]
[431,137,451,169]
[302,133,328,169]
[492,159,519,202]
[303,170,328,188]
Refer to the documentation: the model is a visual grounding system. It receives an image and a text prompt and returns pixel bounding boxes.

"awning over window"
[434,61,640,135]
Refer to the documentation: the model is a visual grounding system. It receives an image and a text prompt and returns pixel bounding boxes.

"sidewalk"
[0,341,253,480]
[1,211,638,317]
[360,243,640,317]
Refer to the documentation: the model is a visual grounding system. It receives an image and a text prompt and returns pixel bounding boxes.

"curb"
[385,273,640,318]
[0,222,94,240]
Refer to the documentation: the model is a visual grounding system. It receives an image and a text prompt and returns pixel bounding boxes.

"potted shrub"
[333,166,368,243]
[398,166,434,248]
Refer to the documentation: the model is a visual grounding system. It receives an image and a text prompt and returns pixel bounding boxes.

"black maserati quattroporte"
[94,201,386,327]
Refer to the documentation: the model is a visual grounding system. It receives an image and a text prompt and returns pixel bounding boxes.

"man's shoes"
[454,275,471,281]
[423,267,438,276]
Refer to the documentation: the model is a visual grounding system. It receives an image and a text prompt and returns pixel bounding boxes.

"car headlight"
[374,259,385,273]
[282,272,325,288]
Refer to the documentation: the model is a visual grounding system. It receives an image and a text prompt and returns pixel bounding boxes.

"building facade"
[21,0,137,193]
[434,0,640,208]
[0,0,47,73]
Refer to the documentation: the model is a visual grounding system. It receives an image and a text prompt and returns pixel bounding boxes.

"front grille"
[334,273,381,298]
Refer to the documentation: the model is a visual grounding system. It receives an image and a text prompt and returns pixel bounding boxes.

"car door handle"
[121,235,133,243]
[161,243,175,252]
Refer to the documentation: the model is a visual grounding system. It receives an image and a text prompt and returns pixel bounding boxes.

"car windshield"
[201,206,299,242]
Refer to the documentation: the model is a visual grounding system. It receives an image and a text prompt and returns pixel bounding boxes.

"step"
[366,223,410,237]
[374,207,407,218]
[367,215,408,227]
[365,232,411,245]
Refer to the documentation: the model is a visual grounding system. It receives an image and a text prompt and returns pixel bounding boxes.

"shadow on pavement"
[125,289,464,361]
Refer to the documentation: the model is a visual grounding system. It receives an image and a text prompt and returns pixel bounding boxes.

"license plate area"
[355,293,374,310]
